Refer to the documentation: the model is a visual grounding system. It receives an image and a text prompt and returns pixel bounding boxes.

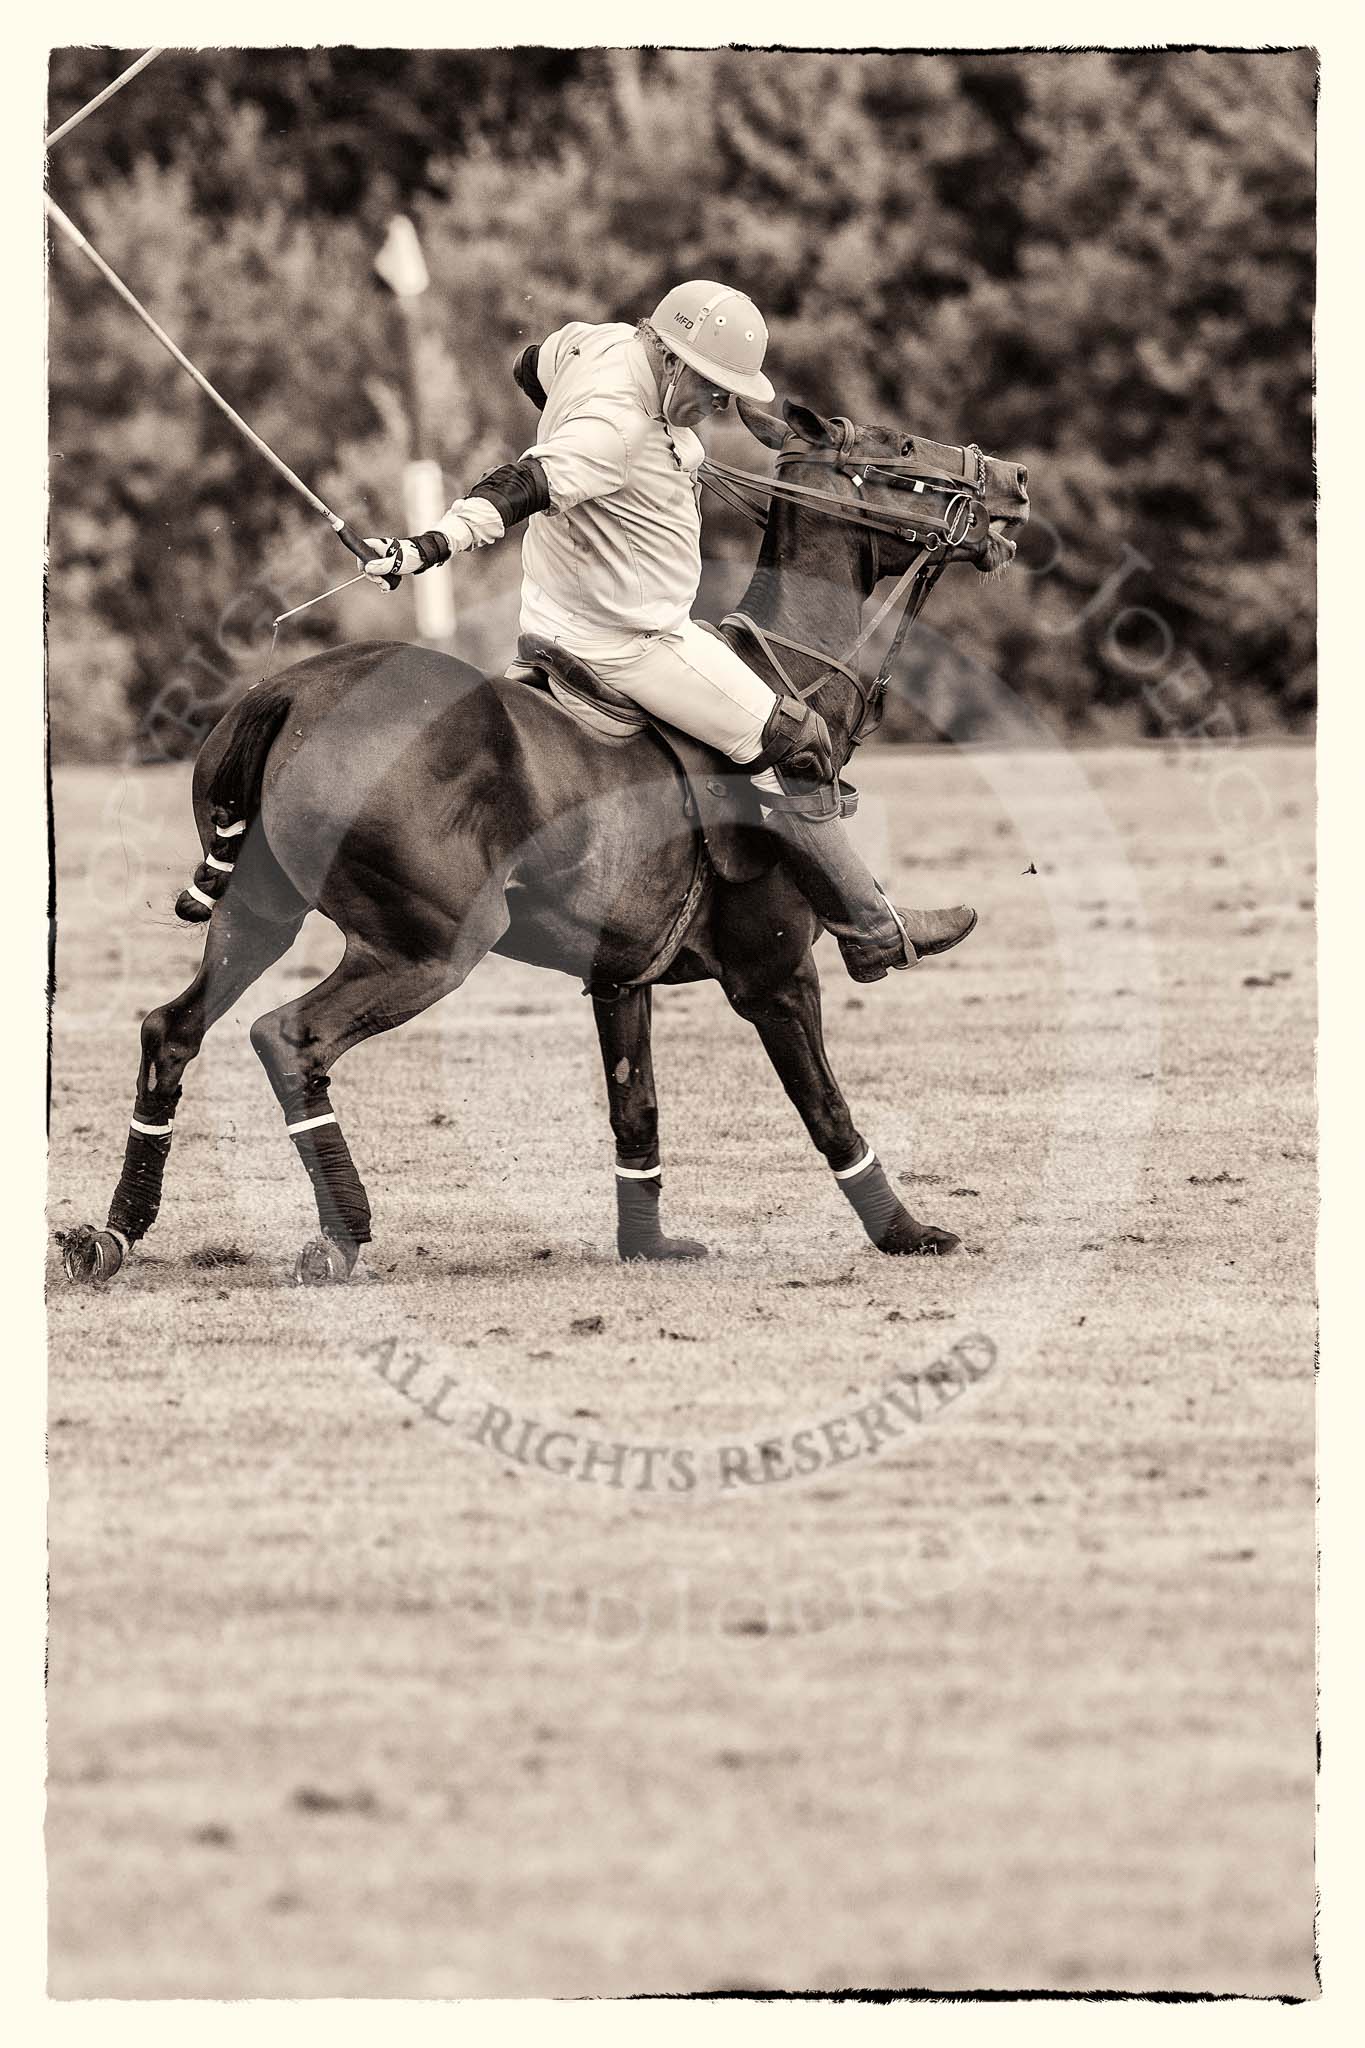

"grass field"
[46,741,1317,1999]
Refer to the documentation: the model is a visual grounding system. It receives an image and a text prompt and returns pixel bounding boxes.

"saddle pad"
[547,672,645,739]
[503,660,646,742]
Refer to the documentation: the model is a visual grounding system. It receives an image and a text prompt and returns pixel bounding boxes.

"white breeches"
[556,620,779,769]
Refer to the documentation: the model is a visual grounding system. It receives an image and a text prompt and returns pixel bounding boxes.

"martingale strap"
[731,612,862,703]
[723,549,946,751]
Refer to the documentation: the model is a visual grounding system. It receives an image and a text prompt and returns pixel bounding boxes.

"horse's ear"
[736,398,786,449]
[781,399,839,447]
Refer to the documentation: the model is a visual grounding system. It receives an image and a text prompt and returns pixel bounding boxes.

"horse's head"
[737,397,1030,578]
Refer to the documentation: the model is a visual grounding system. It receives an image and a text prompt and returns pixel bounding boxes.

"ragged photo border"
[9,5,1359,2038]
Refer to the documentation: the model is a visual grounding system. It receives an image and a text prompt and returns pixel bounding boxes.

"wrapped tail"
[175,685,293,923]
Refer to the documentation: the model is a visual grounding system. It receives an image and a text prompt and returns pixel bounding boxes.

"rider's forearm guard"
[469,457,552,530]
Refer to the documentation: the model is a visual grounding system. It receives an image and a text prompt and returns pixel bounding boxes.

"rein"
[702,420,965,753]
[699,452,986,553]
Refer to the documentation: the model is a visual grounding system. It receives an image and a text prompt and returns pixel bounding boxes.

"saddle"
[507,631,779,886]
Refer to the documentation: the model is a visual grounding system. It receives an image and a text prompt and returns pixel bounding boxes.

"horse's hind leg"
[249,904,505,1284]
[61,892,305,1283]
[592,988,706,1262]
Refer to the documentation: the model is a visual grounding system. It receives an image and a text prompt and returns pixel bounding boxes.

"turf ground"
[46,741,1316,1998]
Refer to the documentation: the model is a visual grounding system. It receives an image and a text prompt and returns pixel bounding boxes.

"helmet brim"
[665,333,775,403]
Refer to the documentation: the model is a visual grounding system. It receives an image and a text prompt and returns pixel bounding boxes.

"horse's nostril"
[1017,466,1029,492]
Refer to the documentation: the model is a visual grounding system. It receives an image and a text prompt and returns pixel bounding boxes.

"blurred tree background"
[45,46,1315,761]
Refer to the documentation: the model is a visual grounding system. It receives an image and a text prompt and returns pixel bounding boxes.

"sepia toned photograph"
[44,40,1317,2002]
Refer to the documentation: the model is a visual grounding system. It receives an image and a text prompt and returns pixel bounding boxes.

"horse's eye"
[901,437,913,456]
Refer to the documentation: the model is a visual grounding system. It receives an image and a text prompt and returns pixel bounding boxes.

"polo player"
[365,280,976,983]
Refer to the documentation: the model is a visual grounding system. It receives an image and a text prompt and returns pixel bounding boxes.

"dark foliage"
[46,47,1315,758]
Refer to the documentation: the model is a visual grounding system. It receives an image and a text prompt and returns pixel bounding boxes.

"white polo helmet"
[648,280,774,401]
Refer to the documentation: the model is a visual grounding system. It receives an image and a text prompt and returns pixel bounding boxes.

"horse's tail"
[174,685,294,924]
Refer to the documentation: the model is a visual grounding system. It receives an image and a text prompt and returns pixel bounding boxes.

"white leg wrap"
[130,1116,175,1137]
[287,1112,339,1135]
[832,1148,876,1181]
[615,1163,663,1180]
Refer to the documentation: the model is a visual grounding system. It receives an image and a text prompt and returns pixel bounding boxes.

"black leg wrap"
[285,1086,372,1247]
[614,1172,707,1263]
[834,1153,907,1248]
[616,1175,666,1258]
[107,1125,175,1242]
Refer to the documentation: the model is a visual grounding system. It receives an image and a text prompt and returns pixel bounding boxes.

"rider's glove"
[362,530,453,582]
[361,497,507,582]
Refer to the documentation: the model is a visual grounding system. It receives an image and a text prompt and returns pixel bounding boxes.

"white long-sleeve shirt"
[516,321,707,648]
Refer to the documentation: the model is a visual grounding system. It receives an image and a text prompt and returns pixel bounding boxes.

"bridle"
[698,416,990,753]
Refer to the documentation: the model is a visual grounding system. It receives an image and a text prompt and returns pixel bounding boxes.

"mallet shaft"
[44,194,377,564]
[45,49,165,150]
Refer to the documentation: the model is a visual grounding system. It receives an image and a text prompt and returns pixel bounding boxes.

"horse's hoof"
[293,1236,358,1285]
[619,1235,709,1263]
[57,1225,126,1285]
[879,1218,962,1256]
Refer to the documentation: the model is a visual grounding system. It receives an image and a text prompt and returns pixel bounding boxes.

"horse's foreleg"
[592,987,706,1261]
[62,893,304,1283]
[724,953,960,1256]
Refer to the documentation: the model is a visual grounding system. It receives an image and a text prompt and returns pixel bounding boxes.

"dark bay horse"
[61,398,1029,1286]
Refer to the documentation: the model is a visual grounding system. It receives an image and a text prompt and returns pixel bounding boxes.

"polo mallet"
[44,194,398,586]
[45,48,165,149]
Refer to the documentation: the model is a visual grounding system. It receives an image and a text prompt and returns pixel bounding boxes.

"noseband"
[699,420,988,752]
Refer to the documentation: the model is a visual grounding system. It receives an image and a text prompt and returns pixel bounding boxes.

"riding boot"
[757,787,977,984]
